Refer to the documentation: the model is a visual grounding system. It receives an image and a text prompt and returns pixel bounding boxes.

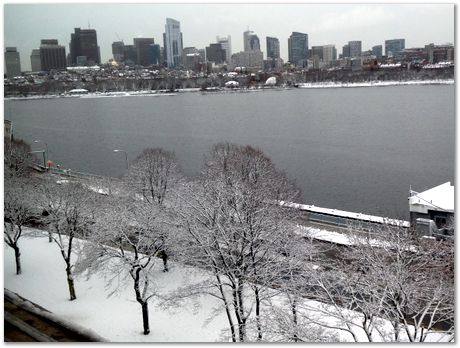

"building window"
[434,216,447,227]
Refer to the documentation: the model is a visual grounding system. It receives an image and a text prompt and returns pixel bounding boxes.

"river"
[5,84,455,218]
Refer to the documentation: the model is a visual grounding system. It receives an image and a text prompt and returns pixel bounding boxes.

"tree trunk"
[141,301,150,335]
[66,264,77,301]
[133,269,150,335]
[236,284,246,342]
[14,246,22,275]
[394,320,400,341]
[161,251,168,272]
[216,274,236,342]
[254,287,262,341]
[292,297,299,342]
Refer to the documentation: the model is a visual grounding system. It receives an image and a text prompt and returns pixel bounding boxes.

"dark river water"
[5,84,455,218]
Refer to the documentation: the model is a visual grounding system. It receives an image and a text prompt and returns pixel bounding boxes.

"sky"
[3,2,455,71]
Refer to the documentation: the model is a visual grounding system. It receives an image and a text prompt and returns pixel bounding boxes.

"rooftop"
[409,181,454,213]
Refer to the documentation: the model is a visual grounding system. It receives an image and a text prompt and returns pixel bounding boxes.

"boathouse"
[409,182,454,230]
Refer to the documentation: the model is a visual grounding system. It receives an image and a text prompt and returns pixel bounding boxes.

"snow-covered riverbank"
[298,78,454,89]
[4,228,451,342]
[4,78,454,101]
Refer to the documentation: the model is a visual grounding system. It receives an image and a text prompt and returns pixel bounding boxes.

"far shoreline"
[4,78,454,101]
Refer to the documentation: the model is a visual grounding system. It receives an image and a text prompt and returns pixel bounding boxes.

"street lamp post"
[113,149,129,174]
[34,140,49,168]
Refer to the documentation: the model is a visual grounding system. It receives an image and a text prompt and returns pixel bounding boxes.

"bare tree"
[284,224,455,342]
[128,148,180,206]
[77,197,172,335]
[4,176,37,275]
[344,225,454,342]
[174,143,300,342]
[4,137,33,178]
[38,178,97,301]
[127,148,182,272]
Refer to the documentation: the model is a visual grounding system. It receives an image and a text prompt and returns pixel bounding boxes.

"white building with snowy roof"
[409,181,454,230]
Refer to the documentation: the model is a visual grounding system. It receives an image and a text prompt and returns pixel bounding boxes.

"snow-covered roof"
[265,76,276,85]
[225,80,239,86]
[281,201,410,227]
[68,88,89,93]
[409,182,454,214]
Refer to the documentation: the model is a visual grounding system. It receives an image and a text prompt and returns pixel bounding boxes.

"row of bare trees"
[4,138,454,342]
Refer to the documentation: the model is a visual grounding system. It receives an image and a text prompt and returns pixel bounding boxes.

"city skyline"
[4,3,454,71]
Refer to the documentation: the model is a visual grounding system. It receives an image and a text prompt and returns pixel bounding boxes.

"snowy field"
[4,228,450,343]
[4,228,229,342]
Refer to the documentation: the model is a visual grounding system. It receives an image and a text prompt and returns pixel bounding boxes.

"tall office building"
[266,36,280,60]
[206,43,226,64]
[5,47,21,78]
[322,45,337,64]
[288,32,308,67]
[30,49,41,72]
[243,30,252,51]
[342,44,350,58]
[134,38,155,66]
[311,46,324,61]
[69,28,100,65]
[123,45,137,66]
[112,41,125,63]
[230,50,264,70]
[244,30,260,51]
[385,39,405,58]
[216,36,232,63]
[149,44,162,65]
[164,18,183,68]
[39,39,66,71]
[372,45,383,59]
[348,41,362,57]
[181,46,201,70]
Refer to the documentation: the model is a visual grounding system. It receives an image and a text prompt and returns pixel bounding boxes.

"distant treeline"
[4,67,454,97]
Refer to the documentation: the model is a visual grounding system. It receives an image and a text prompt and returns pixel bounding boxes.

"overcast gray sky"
[4,2,454,71]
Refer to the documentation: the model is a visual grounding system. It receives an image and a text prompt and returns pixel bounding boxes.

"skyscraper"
[244,30,260,52]
[311,46,324,61]
[348,41,362,57]
[30,49,41,72]
[134,38,155,66]
[342,44,350,58]
[288,32,308,67]
[69,28,100,66]
[5,47,21,78]
[123,45,137,66]
[385,39,405,58]
[243,30,252,51]
[322,45,337,64]
[149,44,162,65]
[164,18,183,68]
[112,41,125,63]
[216,36,232,63]
[266,36,280,60]
[206,43,226,64]
[39,39,66,71]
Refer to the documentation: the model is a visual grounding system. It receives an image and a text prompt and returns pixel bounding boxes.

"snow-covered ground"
[297,79,454,89]
[4,228,229,342]
[4,228,450,342]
